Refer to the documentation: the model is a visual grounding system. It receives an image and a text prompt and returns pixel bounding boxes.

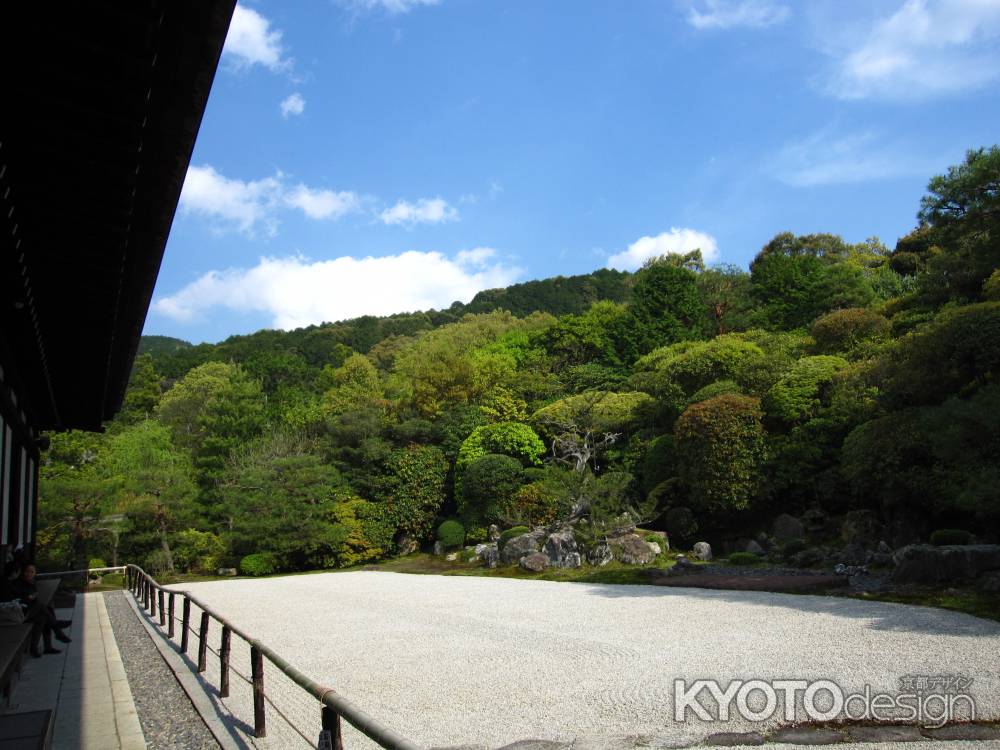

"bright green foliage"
[330,497,392,566]
[627,262,703,355]
[930,529,973,546]
[240,552,278,576]
[558,363,627,394]
[436,520,465,549]
[497,526,530,549]
[675,394,766,513]
[635,336,766,398]
[531,391,655,437]
[764,356,848,423]
[811,308,890,353]
[172,529,226,574]
[102,421,199,573]
[156,362,265,489]
[455,421,545,482]
[322,354,385,416]
[459,454,525,526]
[541,301,632,369]
[688,380,742,404]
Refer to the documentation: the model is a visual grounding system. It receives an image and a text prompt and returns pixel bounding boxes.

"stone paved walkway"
[4,591,147,749]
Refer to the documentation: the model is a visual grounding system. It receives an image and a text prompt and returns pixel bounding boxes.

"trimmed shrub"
[459,454,525,526]
[436,520,465,549]
[675,394,766,513]
[89,558,107,570]
[930,529,973,546]
[504,483,564,527]
[239,552,278,577]
[728,552,759,566]
[498,526,530,550]
[764,355,848,423]
[811,308,890,354]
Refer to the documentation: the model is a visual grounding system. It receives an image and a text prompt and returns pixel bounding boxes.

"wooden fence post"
[251,645,266,738]
[168,593,175,639]
[180,597,191,654]
[158,590,166,627]
[220,626,231,698]
[198,612,209,673]
[322,705,344,750]
[150,584,157,619]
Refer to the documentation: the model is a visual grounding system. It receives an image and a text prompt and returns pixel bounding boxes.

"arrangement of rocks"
[463,521,668,573]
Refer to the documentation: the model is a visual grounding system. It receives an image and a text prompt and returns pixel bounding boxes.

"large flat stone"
[703,731,765,746]
[925,723,1000,741]
[847,725,924,742]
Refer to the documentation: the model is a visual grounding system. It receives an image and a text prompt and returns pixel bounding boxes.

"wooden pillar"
[197,612,209,673]
[220,626,231,698]
[168,593,175,638]
[149,583,157,619]
[251,645,266,738]
[180,597,191,654]
[158,590,166,627]
[322,705,344,750]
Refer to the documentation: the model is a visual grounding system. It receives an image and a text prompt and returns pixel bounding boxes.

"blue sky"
[147,0,1000,344]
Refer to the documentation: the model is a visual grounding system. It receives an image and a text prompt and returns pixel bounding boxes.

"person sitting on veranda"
[3,561,70,656]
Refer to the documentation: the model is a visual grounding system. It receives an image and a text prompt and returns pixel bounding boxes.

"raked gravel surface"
[168,572,1000,750]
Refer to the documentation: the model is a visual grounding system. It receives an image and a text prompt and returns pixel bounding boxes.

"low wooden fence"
[51,564,423,750]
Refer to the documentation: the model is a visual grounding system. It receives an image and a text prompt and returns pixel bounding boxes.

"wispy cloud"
[280,93,306,118]
[606,228,719,271]
[337,0,440,16]
[687,0,790,30]
[380,197,459,226]
[825,0,1000,100]
[153,251,522,330]
[179,165,361,235]
[223,6,290,72]
[770,129,940,187]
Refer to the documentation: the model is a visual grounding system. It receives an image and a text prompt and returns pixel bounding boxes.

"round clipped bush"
[811,308,890,354]
[89,558,107,571]
[929,529,973,546]
[436,520,465,549]
[498,526,530,550]
[728,552,759,566]
[239,552,278,577]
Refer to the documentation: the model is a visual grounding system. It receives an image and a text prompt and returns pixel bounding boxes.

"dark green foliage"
[627,262,703,355]
[463,269,631,317]
[498,526,530,550]
[459,454,525,526]
[930,529,973,546]
[764,355,848,423]
[373,445,448,540]
[436,520,465,549]
[240,552,278,576]
[727,552,759,566]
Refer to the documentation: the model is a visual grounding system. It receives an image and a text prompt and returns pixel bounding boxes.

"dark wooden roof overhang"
[0,1,236,432]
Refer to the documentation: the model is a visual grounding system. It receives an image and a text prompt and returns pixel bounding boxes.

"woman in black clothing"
[14,564,71,655]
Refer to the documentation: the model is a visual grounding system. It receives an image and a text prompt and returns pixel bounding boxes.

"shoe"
[43,647,61,655]
[54,631,71,644]
[55,620,72,629]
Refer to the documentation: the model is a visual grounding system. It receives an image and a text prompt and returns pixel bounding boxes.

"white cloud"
[153,251,522,329]
[771,129,940,186]
[284,185,361,219]
[179,165,361,234]
[606,228,719,271]
[687,0,790,29]
[380,198,458,226]
[338,0,440,15]
[223,6,289,72]
[827,0,1000,100]
[280,93,305,118]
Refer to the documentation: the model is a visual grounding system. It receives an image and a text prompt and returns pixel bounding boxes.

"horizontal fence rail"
[120,564,424,750]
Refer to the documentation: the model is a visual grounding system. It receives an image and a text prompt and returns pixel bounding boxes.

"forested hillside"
[37,147,1000,577]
